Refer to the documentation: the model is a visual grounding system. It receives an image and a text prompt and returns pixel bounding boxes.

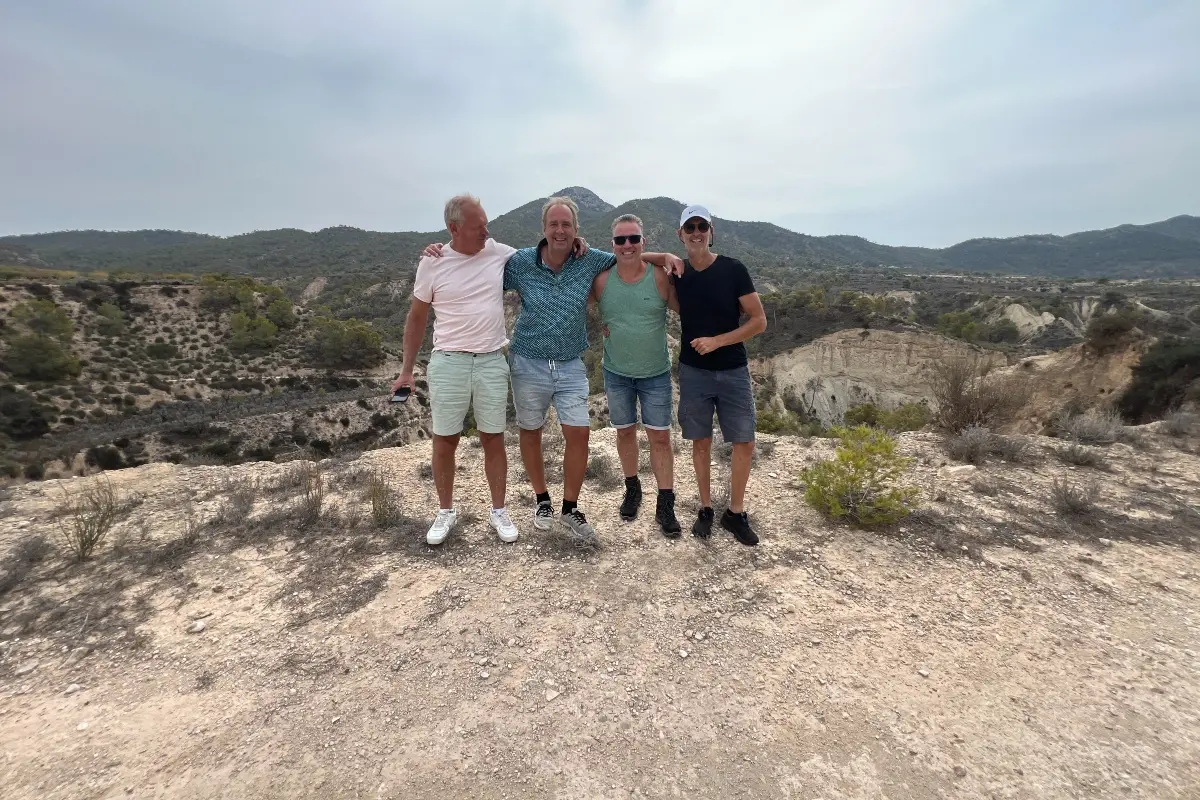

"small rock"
[768,472,778,478]
[940,465,977,479]
[65,684,82,695]
[1098,538,1113,548]
[693,633,704,642]
[190,610,212,620]
[77,721,89,731]
[545,690,560,702]
[810,639,821,647]
[678,650,689,659]
[186,621,206,634]
[918,668,930,678]
[64,647,91,668]
[582,606,597,618]
[953,766,967,778]
[331,716,341,724]
[15,660,39,677]
[480,671,489,679]
[211,584,225,593]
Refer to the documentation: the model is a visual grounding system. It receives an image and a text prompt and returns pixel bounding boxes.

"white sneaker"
[489,507,519,543]
[426,508,457,545]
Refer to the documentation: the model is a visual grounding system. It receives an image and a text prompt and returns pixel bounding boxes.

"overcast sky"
[2,0,1198,246]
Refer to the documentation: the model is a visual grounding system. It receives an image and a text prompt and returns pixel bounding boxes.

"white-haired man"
[393,194,518,546]
[423,196,683,543]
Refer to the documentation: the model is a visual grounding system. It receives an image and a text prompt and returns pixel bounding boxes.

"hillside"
[3,192,1199,278]
[2,424,1199,798]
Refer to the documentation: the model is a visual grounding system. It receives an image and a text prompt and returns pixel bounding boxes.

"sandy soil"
[2,428,1198,799]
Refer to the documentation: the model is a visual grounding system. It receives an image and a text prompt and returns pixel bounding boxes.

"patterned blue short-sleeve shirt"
[504,240,615,361]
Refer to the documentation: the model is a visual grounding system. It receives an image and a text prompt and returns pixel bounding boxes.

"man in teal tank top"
[589,214,682,536]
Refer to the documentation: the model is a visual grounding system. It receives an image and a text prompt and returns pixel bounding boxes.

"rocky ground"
[1,425,1198,799]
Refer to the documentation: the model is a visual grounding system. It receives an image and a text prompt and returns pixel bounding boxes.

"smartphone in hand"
[390,387,411,404]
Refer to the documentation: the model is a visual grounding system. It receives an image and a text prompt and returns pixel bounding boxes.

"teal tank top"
[599,264,671,378]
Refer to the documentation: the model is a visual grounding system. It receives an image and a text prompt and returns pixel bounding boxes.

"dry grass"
[1056,409,1125,445]
[0,535,51,595]
[363,468,403,528]
[1161,410,1196,437]
[294,463,325,527]
[585,453,622,491]
[1056,443,1107,468]
[1050,477,1100,516]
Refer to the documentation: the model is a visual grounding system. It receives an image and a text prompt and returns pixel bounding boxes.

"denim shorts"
[677,363,756,443]
[426,350,510,436]
[509,352,591,429]
[603,368,673,430]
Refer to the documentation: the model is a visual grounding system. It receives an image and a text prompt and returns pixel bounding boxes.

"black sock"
[625,476,641,490]
[536,491,551,505]
[562,500,578,516]
[659,488,674,498]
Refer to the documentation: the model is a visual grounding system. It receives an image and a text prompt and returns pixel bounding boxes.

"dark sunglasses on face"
[612,234,643,245]
[683,221,711,234]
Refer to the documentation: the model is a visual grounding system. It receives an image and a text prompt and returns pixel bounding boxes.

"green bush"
[305,316,384,369]
[4,334,81,381]
[230,312,278,354]
[11,300,74,341]
[801,426,919,526]
[843,404,879,427]
[844,402,930,432]
[1085,310,1138,353]
[1118,337,1200,423]
[95,302,125,336]
[145,341,178,359]
[937,311,979,342]
[265,298,298,330]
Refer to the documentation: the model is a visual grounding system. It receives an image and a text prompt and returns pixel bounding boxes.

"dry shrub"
[0,535,51,595]
[57,478,125,561]
[1056,409,1125,445]
[1056,443,1106,468]
[1161,409,1196,437]
[946,426,1034,465]
[363,468,402,528]
[585,453,622,491]
[1051,477,1099,515]
[932,359,1029,433]
[294,463,325,527]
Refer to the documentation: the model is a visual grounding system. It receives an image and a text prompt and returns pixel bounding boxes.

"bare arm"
[393,298,431,390]
[689,293,767,356]
[653,267,679,314]
[718,292,767,347]
[642,251,685,277]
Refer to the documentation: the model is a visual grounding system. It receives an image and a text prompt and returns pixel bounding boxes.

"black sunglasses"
[612,234,643,245]
[683,221,711,233]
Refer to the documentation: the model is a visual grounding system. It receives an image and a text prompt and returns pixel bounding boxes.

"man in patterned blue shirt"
[504,197,682,542]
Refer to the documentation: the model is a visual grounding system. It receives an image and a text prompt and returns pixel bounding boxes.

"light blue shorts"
[509,352,591,429]
[604,368,673,430]
[426,349,510,437]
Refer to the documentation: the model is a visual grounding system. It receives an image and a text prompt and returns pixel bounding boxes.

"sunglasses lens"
[613,235,642,245]
[684,221,710,233]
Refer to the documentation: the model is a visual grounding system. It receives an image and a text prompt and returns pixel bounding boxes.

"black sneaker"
[619,482,642,521]
[692,507,714,539]
[721,509,759,546]
[656,493,682,537]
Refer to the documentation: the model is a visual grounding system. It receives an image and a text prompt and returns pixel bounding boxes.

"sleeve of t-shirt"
[503,252,519,292]
[588,249,617,277]
[490,239,518,260]
[413,257,435,303]
[732,258,756,297]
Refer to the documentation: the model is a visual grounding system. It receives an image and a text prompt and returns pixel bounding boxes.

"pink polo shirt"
[412,238,515,353]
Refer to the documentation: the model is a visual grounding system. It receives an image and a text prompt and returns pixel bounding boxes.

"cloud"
[1,0,1197,245]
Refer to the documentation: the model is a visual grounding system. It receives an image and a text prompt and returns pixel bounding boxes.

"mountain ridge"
[3,191,1198,278]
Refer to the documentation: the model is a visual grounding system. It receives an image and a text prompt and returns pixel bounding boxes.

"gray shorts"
[677,363,756,443]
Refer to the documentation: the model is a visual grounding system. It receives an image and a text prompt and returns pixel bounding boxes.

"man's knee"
[561,425,590,446]
[479,431,504,448]
[615,425,637,441]
[646,428,670,447]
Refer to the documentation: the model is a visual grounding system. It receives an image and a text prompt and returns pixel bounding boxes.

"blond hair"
[541,196,579,229]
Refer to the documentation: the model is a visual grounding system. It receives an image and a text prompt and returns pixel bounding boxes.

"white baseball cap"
[679,204,711,228]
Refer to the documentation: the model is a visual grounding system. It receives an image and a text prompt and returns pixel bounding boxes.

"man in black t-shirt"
[672,204,768,546]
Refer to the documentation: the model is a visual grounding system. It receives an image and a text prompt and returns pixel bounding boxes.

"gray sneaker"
[561,508,598,545]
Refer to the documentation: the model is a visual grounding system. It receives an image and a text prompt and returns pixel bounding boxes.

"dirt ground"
[2,427,1198,799]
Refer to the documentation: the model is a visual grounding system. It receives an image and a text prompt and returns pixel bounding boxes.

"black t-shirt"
[674,255,756,371]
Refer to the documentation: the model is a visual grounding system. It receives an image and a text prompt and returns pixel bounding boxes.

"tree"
[265,298,298,330]
[306,316,384,369]
[11,300,74,341]
[4,334,82,380]
[1085,310,1138,353]
[937,311,979,342]
[801,426,919,526]
[230,312,278,354]
[95,302,125,336]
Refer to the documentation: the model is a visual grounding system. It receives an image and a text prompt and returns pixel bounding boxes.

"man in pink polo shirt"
[392,194,518,546]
